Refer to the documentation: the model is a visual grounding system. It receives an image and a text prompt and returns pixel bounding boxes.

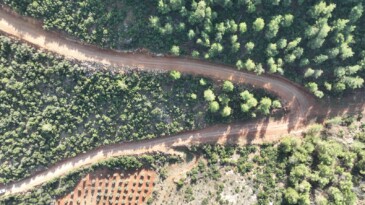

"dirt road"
[0,7,363,197]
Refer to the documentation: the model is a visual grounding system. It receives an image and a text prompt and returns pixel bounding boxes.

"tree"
[169,70,181,80]
[170,45,180,56]
[306,82,324,98]
[200,78,207,86]
[188,29,196,40]
[266,43,278,57]
[221,106,232,117]
[277,38,287,49]
[266,15,281,39]
[308,2,336,19]
[191,50,200,58]
[245,59,256,71]
[209,101,220,112]
[304,68,315,78]
[239,22,247,33]
[314,54,328,64]
[204,89,216,101]
[349,4,363,23]
[240,90,253,101]
[282,14,294,27]
[253,18,265,32]
[236,60,244,70]
[223,81,234,92]
[272,100,281,109]
[257,97,272,115]
[284,188,300,204]
[241,104,250,112]
[218,94,230,105]
[149,16,160,28]
[189,1,207,25]
[41,123,53,132]
[245,42,255,53]
[208,43,223,57]
[247,98,258,108]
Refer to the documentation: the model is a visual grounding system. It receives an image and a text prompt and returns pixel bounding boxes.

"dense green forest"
[3,0,365,97]
[0,154,178,205]
[2,116,364,205]
[183,115,365,205]
[0,35,278,183]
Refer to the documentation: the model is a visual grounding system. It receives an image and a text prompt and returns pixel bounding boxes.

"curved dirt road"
[0,7,320,197]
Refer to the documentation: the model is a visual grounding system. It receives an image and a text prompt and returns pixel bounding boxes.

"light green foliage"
[245,59,256,71]
[222,81,234,92]
[239,22,247,33]
[285,188,300,204]
[221,106,232,117]
[253,18,265,32]
[204,89,216,101]
[209,101,220,112]
[306,82,324,98]
[170,70,181,80]
[245,42,255,53]
[199,78,207,86]
[272,100,281,109]
[257,97,272,115]
[41,123,53,132]
[170,45,180,55]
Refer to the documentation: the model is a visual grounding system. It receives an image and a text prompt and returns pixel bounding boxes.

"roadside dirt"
[0,6,364,198]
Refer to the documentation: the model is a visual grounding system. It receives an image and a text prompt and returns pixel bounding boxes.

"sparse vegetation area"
[0,154,176,205]
[154,115,365,205]
[3,0,365,96]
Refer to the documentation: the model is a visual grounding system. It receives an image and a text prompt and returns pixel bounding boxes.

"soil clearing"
[0,6,364,198]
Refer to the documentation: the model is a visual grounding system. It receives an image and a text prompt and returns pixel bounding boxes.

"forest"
[2,116,364,205]
[0,35,278,184]
[2,0,365,97]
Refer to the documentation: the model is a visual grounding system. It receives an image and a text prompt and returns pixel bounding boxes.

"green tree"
[239,22,247,33]
[169,70,181,80]
[272,100,281,109]
[245,42,255,53]
[170,45,180,56]
[204,89,216,101]
[221,106,232,117]
[245,59,256,71]
[253,18,265,32]
[284,188,300,204]
[257,97,272,115]
[349,4,363,23]
[209,101,220,112]
[282,14,294,27]
[223,81,234,92]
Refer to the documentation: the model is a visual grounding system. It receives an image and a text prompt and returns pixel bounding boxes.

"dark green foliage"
[0,35,278,184]
[0,35,206,183]
[4,0,365,96]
